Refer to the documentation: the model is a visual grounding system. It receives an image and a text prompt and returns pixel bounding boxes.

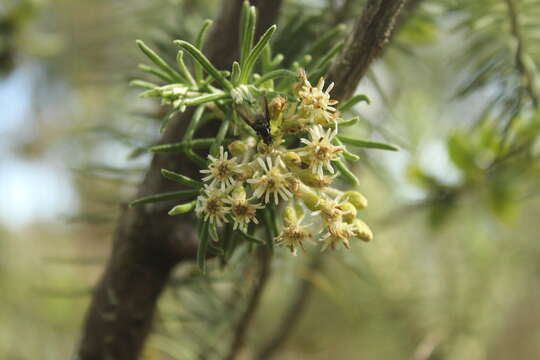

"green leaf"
[168,200,197,215]
[337,116,360,127]
[210,119,230,157]
[333,159,360,186]
[184,92,228,106]
[185,149,208,168]
[176,51,197,87]
[333,138,360,162]
[138,64,174,82]
[304,24,346,57]
[209,223,219,242]
[161,169,203,189]
[240,25,277,83]
[183,105,206,141]
[237,230,265,244]
[130,80,157,90]
[239,1,256,69]
[339,94,371,112]
[160,110,178,134]
[197,221,210,274]
[254,69,296,86]
[337,135,399,151]
[309,40,344,81]
[174,40,233,91]
[194,19,213,82]
[231,61,241,85]
[136,40,183,82]
[129,190,199,207]
[150,138,231,153]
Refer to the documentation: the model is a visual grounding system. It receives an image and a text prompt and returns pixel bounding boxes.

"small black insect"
[236,97,272,145]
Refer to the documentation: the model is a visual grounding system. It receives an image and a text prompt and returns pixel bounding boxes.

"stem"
[224,249,272,360]
[257,254,324,360]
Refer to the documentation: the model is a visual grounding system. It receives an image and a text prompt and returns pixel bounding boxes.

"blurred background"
[2,0,540,359]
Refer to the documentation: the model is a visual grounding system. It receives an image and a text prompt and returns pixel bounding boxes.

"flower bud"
[284,205,297,226]
[237,164,254,181]
[286,177,300,194]
[283,151,302,167]
[270,96,287,118]
[168,200,196,215]
[295,168,332,188]
[231,186,246,200]
[344,191,368,210]
[340,201,357,222]
[228,140,248,156]
[352,219,373,242]
[298,183,321,211]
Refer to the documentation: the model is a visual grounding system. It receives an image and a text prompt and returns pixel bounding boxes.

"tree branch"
[75,1,283,359]
[327,0,407,101]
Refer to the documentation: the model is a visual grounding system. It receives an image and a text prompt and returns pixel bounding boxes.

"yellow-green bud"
[295,169,333,188]
[283,151,302,167]
[353,219,373,242]
[228,140,248,156]
[231,186,246,200]
[298,183,321,211]
[238,164,254,181]
[168,200,196,215]
[269,96,287,118]
[340,201,357,222]
[284,206,297,226]
[344,191,368,210]
[293,202,305,220]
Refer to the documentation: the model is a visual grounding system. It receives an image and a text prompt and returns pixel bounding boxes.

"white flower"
[223,186,264,231]
[247,156,293,204]
[311,194,350,224]
[195,185,230,226]
[275,221,312,256]
[297,76,340,125]
[200,146,241,190]
[319,220,357,251]
[299,125,343,176]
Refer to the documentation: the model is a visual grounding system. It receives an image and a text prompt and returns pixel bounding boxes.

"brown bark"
[76,1,282,359]
[327,0,408,101]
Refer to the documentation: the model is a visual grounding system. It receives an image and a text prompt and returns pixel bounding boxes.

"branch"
[327,0,407,101]
[224,249,272,360]
[75,1,283,359]
[256,254,324,360]
[503,0,539,108]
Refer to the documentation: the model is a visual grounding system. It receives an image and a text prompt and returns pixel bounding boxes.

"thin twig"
[503,0,539,108]
[224,249,272,360]
[256,254,324,360]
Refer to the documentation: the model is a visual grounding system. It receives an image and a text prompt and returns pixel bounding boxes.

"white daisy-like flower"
[311,194,350,224]
[319,220,357,251]
[297,76,340,125]
[195,185,230,226]
[200,146,241,190]
[223,187,264,232]
[299,125,343,177]
[247,156,293,204]
[275,221,312,256]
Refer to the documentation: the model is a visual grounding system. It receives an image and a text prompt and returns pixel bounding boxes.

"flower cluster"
[193,71,373,255]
